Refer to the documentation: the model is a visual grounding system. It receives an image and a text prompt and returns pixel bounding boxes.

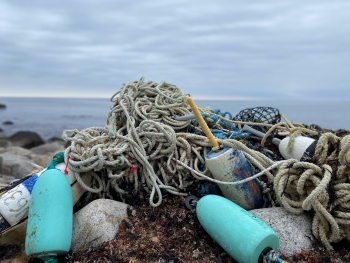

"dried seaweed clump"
[71,195,235,263]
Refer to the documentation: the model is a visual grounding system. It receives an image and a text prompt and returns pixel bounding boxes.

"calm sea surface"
[0,97,349,141]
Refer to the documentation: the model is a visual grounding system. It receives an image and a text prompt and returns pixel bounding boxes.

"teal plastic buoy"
[25,167,73,262]
[196,195,279,263]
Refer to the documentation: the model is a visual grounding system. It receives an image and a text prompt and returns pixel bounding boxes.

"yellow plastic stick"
[187,97,219,149]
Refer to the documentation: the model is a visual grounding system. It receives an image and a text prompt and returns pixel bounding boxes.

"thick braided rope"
[314,132,339,163]
[273,132,350,249]
[274,161,338,249]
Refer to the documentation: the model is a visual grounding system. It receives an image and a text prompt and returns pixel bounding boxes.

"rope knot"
[47,151,65,170]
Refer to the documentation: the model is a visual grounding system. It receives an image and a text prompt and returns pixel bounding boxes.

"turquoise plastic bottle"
[25,169,73,262]
[196,195,278,263]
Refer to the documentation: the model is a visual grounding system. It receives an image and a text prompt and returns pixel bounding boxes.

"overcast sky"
[0,1,349,100]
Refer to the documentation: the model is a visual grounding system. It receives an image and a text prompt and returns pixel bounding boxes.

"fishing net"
[233,106,281,124]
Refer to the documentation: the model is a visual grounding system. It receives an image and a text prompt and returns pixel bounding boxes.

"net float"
[187,97,263,210]
[243,125,317,162]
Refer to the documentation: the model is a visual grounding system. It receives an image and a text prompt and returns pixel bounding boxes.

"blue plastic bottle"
[25,168,73,262]
[196,195,278,263]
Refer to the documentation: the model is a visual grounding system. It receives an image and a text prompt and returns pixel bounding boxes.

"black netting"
[233,107,281,124]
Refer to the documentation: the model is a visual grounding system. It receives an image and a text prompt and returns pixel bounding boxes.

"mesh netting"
[233,107,281,124]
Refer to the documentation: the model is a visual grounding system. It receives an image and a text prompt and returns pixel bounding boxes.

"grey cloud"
[0,1,349,99]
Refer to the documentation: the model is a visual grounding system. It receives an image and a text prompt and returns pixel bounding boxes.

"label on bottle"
[21,174,39,194]
[0,174,40,226]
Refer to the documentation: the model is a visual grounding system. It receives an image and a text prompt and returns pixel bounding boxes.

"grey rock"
[0,139,11,148]
[8,131,44,149]
[1,175,16,185]
[71,199,129,252]
[250,207,314,256]
[3,121,13,125]
[48,136,65,144]
[0,152,42,180]
[4,146,32,156]
[27,153,56,168]
[26,142,65,167]
[30,142,64,155]
[0,147,5,154]
[0,104,5,109]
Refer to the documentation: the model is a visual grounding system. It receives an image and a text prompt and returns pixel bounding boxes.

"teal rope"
[47,152,65,170]
[265,250,288,263]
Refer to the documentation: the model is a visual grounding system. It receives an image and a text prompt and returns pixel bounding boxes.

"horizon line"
[0,94,349,101]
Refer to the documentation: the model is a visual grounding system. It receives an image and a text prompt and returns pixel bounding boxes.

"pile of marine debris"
[1,78,350,262]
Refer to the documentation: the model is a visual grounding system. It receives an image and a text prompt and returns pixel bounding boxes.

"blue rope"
[213,108,232,119]
[193,112,237,131]
[175,108,260,151]
[198,184,219,196]
[265,250,288,263]
[262,150,274,160]
[211,129,225,139]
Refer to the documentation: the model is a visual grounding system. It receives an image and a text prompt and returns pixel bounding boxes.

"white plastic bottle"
[243,125,317,162]
[0,163,74,226]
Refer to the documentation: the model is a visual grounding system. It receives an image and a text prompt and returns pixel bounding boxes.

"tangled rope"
[272,134,350,250]
[62,77,350,250]
[62,77,278,207]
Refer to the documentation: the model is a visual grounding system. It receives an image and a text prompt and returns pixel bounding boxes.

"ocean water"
[0,97,349,141]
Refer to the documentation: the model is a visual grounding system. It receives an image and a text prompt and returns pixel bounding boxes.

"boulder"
[27,153,55,168]
[0,104,5,109]
[3,121,13,125]
[8,131,44,149]
[3,146,32,156]
[0,152,42,181]
[0,139,11,148]
[25,142,65,167]
[250,207,314,256]
[71,199,129,252]
[30,142,64,155]
[48,136,65,144]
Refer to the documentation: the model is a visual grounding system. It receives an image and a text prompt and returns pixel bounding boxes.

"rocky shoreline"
[0,131,66,185]
[0,130,350,262]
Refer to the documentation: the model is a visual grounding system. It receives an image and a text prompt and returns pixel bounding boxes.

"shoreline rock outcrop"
[8,131,45,149]
[0,133,65,184]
